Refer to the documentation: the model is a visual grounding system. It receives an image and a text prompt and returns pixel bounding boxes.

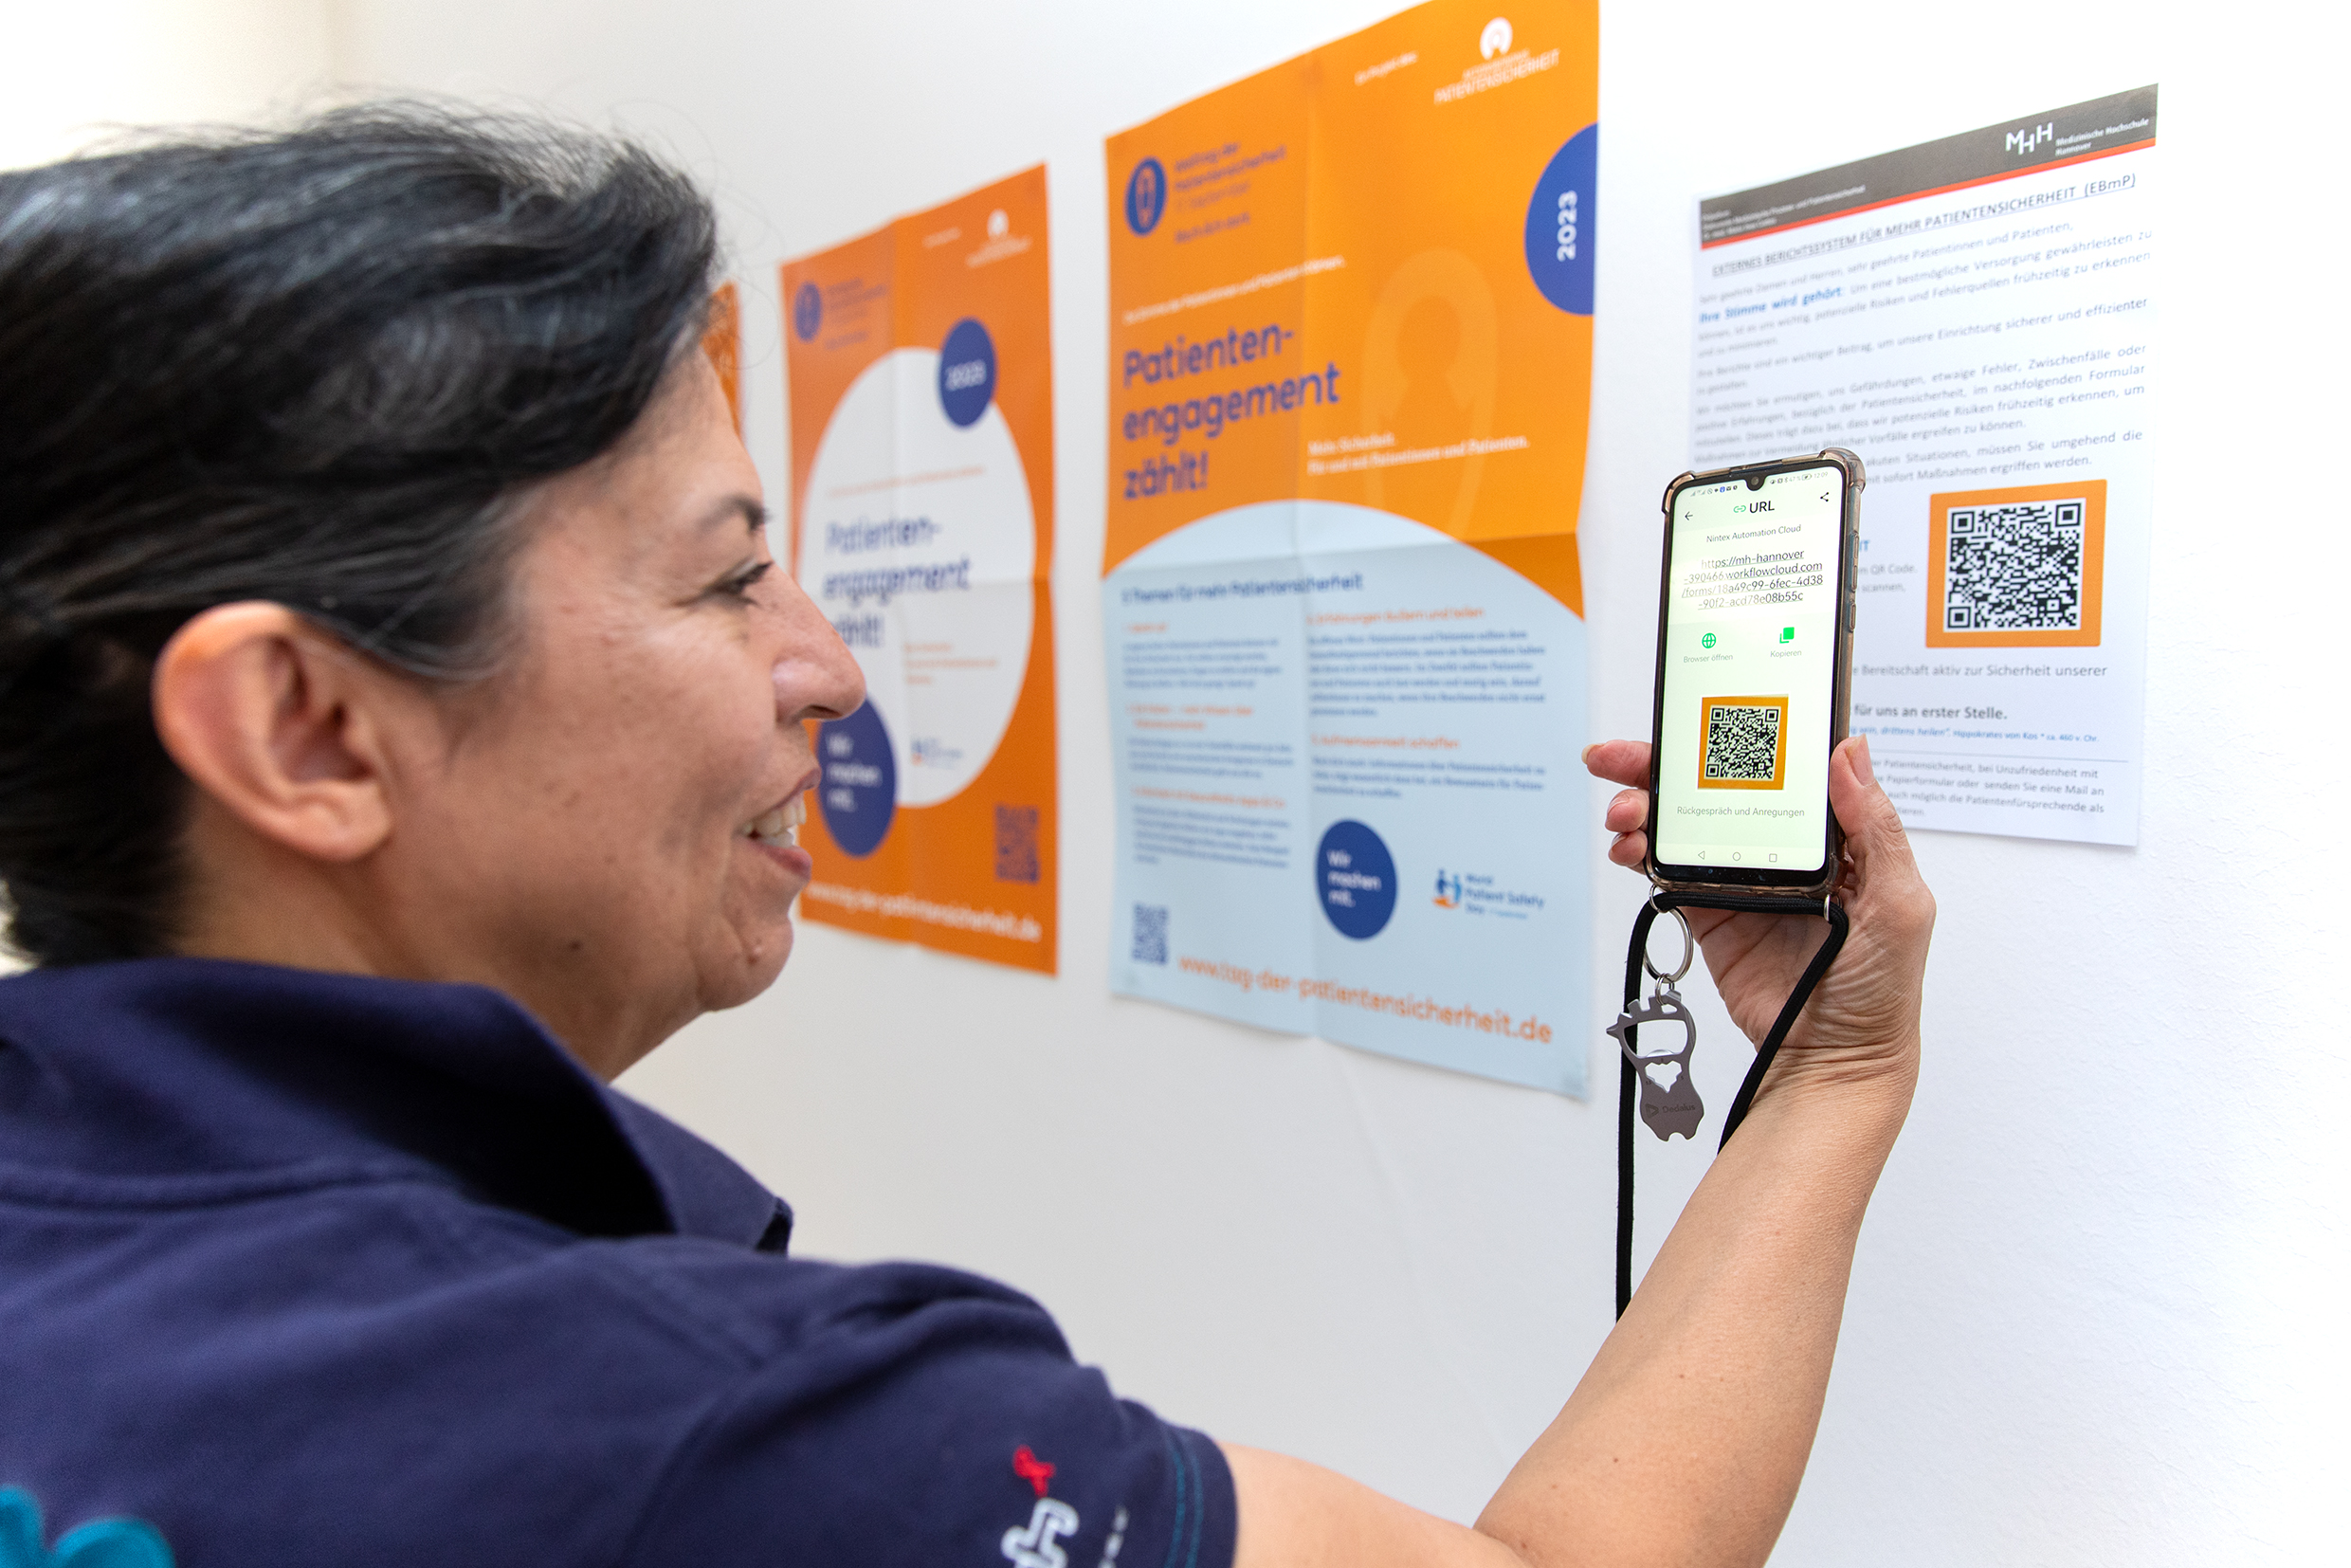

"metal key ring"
[1643,903,1694,985]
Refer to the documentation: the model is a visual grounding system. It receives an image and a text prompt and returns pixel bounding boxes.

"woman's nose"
[775,622,866,724]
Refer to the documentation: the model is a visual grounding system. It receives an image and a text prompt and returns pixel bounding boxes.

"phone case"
[1643,447,1866,901]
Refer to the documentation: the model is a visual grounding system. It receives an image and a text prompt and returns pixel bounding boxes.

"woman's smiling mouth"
[742,793,805,847]
[740,784,817,877]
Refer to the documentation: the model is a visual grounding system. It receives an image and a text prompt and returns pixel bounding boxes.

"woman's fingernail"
[1852,734,1877,787]
[1580,743,1597,765]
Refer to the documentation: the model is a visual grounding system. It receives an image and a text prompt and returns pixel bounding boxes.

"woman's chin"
[743,925,794,998]
[704,908,795,1012]
[720,842,808,979]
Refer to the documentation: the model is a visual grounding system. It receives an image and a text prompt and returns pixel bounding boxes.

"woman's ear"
[152,604,402,863]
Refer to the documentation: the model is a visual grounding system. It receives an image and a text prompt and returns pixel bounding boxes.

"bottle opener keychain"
[1606,902,1704,1140]
[1611,890,1848,1317]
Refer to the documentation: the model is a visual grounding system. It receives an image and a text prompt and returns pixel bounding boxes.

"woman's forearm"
[1229,741,1931,1568]
[1475,1056,1916,1568]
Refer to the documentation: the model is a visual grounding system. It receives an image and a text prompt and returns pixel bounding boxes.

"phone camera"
[1744,474,1767,491]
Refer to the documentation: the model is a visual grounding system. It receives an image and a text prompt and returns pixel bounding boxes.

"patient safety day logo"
[1429,865,1546,920]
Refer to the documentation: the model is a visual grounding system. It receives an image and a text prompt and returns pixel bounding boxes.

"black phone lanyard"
[1611,891,1850,1318]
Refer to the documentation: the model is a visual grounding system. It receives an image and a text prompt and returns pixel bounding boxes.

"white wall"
[0,0,337,170]
[337,2,2344,1560]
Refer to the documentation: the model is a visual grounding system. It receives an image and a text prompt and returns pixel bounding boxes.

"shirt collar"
[0,957,790,1250]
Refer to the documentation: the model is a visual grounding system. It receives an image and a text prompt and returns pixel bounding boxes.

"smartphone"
[1644,448,1864,897]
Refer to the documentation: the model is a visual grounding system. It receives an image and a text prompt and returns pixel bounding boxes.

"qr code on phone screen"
[1942,499,2086,632]
[1703,702,1784,784]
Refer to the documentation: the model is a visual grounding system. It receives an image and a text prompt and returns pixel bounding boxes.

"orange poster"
[1103,2,1599,1094]
[702,280,741,430]
[781,169,1055,973]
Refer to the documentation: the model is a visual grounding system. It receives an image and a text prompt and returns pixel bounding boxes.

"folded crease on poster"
[1103,0,1599,1095]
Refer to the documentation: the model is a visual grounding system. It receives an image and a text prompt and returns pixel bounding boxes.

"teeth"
[746,794,808,845]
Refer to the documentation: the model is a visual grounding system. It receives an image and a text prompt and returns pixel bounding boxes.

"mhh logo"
[2006,122,2054,155]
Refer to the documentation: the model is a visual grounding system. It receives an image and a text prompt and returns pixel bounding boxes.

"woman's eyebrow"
[697,496,768,536]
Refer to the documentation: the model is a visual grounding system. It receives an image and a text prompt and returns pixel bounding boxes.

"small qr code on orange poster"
[1698,696,1790,791]
[994,804,1040,884]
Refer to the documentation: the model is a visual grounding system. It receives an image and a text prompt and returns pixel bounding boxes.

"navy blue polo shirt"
[0,959,1235,1568]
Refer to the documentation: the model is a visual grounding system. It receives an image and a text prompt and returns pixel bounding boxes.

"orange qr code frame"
[1926,479,2106,648]
[1697,695,1790,792]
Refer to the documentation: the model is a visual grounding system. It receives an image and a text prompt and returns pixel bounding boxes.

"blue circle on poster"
[793,281,823,341]
[938,318,996,428]
[816,702,895,858]
[1523,123,1597,315]
[1316,820,1398,940]
[1125,156,1168,236]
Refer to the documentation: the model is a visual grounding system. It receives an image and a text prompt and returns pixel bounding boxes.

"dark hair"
[0,104,718,966]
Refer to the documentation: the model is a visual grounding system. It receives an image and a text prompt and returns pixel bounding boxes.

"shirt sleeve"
[622,1260,1236,1568]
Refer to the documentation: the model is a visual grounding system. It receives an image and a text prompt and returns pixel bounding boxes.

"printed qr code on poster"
[1132,903,1169,965]
[1943,500,2086,632]
[1927,481,2106,648]
[1698,695,1790,791]
[993,805,1040,884]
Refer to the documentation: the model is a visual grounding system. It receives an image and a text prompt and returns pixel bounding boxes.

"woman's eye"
[715,561,775,600]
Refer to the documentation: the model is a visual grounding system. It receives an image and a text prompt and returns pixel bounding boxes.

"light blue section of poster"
[1106,501,1589,1098]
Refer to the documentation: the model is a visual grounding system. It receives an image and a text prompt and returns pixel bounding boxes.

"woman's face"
[389,356,864,1074]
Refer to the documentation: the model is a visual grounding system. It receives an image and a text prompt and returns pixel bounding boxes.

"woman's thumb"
[1829,736,1915,879]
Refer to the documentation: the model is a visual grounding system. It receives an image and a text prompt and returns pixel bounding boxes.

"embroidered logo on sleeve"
[1011,1446,1056,1498]
[1000,1449,1077,1568]
[0,1487,173,1568]
[1000,1501,1078,1568]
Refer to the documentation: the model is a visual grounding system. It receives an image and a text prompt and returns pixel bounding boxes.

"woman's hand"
[1585,734,1933,1099]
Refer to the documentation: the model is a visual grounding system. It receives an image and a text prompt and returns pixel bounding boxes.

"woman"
[0,108,1933,1568]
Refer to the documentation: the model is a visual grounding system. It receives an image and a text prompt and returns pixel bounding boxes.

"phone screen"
[1653,463,1849,880]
